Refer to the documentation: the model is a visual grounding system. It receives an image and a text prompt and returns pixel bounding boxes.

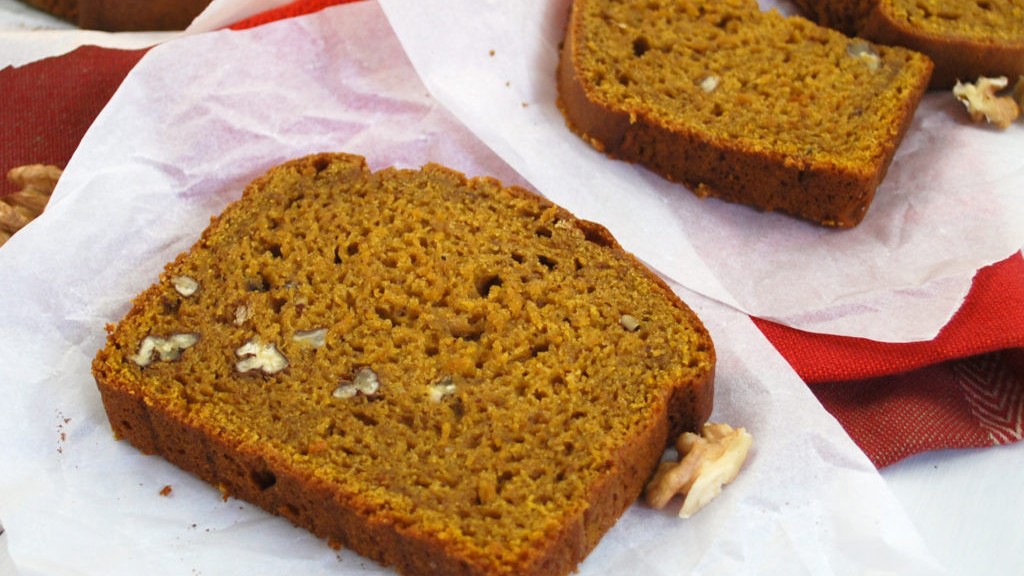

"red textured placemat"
[754,253,1024,466]
[0,46,146,196]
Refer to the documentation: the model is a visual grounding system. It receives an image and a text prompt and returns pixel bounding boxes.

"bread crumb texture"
[92,153,715,576]
[570,0,929,160]
[558,0,933,227]
[791,0,1024,87]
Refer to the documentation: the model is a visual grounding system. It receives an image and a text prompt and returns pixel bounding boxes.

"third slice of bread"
[793,0,1024,87]
[557,0,933,228]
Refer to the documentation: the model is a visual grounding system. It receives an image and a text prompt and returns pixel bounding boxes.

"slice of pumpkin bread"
[557,0,933,228]
[792,0,1024,88]
[92,152,715,576]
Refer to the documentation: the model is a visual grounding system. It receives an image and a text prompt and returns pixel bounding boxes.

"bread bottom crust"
[95,360,712,575]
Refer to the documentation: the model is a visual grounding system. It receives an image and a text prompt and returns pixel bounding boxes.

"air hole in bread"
[353,412,379,427]
[282,503,300,519]
[160,296,181,315]
[475,274,503,297]
[251,468,277,491]
[271,295,286,314]
[537,255,557,270]
[632,36,650,57]
[245,273,271,292]
[580,225,612,247]
[311,156,330,174]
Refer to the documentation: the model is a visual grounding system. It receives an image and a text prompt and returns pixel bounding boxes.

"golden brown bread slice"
[92,152,715,576]
[556,0,933,228]
[792,0,1024,88]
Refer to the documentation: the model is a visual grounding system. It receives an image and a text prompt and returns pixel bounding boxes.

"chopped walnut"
[333,367,380,399]
[645,422,752,518]
[1,164,61,246]
[953,76,1021,129]
[171,275,199,297]
[131,333,199,367]
[619,314,641,332]
[699,75,720,93]
[846,40,881,71]
[233,305,252,326]
[427,375,457,402]
[235,338,288,374]
[292,328,327,348]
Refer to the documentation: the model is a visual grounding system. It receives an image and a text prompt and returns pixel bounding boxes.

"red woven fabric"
[0,46,146,196]
[753,253,1024,383]
[228,0,356,30]
[754,254,1024,466]
[3,0,1022,468]
[811,351,1024,466]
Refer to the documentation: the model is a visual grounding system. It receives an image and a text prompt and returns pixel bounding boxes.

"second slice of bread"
[557,0,933,228]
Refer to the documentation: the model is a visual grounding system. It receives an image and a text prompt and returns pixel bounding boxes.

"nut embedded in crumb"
[699,75,720,93]
[171,275,200,297]
[846,40,881,71]
[333,367,381,399]
[235,338,288,374]
[292,328,327,348]
[427,375,457,402]
[645,422,752,518]
[953,76,1021,129]
[131,333,199,367]
[233,305,252,326]
[619,314,641,332]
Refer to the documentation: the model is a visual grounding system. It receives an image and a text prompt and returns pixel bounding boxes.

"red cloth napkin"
[2,0,1022,469]
[755,254,1024,467]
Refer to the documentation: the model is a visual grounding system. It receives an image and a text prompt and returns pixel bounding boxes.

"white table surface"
[2,1,1022,575]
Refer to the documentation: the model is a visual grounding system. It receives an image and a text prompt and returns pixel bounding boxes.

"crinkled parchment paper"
[0,2,947,575]
[379,0,1024,342]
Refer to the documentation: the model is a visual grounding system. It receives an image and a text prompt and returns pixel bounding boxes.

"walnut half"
[235,337,288,374]
[645,422,752,518]
[953,76,1022,129]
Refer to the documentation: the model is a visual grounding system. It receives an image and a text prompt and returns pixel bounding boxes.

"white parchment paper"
[378,0,1024,343]
[0,3,948,574]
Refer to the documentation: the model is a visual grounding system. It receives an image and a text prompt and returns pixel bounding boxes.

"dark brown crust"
[862,3,1024,88]
[92,153,715,576]
[555,0,932,229]
[20,0,211,30]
